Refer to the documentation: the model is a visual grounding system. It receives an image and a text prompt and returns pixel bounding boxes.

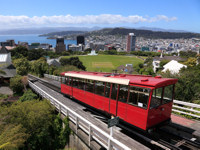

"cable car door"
[116,85,128,120]
[148,88,163,127]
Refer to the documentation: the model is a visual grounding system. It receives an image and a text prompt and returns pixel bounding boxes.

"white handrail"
[173,100,200,119]
[44,74,200,119]
[29,80,131,150]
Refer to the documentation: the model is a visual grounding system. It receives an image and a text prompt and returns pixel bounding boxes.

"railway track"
[28,74,200,150]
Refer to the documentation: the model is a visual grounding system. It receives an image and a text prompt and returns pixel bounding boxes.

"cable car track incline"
[28,74,200,150]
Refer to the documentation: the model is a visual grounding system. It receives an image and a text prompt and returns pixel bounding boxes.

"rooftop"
[0,46,9,54]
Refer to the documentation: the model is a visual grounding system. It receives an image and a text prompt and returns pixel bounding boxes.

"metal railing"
[172,100,200,119]
[44,74,200,119]
[44,74,62,82]
[29,80,131,150]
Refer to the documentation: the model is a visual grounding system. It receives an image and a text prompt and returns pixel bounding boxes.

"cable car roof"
[64,72,130,85]
[61,71,178,87]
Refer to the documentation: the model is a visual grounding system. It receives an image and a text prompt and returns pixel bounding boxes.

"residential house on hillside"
[47,58,61,67]
[162,60,187,74]
[0,46,16,82]
[152,53,187,73]
[117,65,134,74]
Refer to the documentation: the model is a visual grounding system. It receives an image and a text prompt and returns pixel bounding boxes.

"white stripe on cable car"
[64,73,130,85]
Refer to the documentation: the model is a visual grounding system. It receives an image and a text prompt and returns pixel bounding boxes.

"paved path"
[0,86,13,95]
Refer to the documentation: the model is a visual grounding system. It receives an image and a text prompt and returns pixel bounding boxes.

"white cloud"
[0,14,177,28]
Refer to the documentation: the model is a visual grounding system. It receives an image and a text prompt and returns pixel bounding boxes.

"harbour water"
[0,34,76,47]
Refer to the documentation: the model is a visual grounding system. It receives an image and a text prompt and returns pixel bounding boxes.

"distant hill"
[136,27,189,33]
[40,31,87,37]
[85,28,200,39]
[0,27,101,35]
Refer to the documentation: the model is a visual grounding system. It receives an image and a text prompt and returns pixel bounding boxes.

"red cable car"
[60,71,178,131]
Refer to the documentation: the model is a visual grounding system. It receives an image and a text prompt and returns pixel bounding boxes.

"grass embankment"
[65,55,144,72]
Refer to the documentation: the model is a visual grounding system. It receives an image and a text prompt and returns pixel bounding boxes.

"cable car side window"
[118,85,128,103]
[78,78,85,90]
[85,79,94,93]
[72,78,79,88]
[65,77,68,85]
[95,81,105,96]
[111,84,118,100]
[105,83,111,98]
[128,86,150,109]
[150,87,163,109]
[162,85,174,104]
[67,77,72,86]
[61,76,65,84]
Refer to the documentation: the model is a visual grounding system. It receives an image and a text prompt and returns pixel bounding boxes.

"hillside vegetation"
[86,28,200,39]
[41,27,200,39]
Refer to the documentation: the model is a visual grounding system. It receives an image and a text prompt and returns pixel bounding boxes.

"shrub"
[10,75,23,94]
[19,90,38,102]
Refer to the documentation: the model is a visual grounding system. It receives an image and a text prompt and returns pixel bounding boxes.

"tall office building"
[55,37,66,53]
[77,36,85,45]
[126,33,136,52]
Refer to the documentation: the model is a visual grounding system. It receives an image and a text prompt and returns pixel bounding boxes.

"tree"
[19,89,38,102]
[21,76,28,91]
[30,57,48,77]
[10,75,23,94]
[27,48,47,61]
[0,124,28,149]
[11,46,28,59]
[53,65,81,76]
[184,57,197,67]
[60,57,86,70]
[13,58,30,75]
[0,94,71,149]
[85,48,92,53]
[61,51,70,56]
[179,51,197,58]
[52,114,71,148]
[59,117,71,146]
[0,100,56,149]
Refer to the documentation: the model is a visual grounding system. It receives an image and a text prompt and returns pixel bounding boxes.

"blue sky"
[0,0,200,32]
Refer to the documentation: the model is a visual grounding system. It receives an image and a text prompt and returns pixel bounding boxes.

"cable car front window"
[150,85,174,108]
[150,87,163,109]
[128,86,150,109]
[162,85,174,104]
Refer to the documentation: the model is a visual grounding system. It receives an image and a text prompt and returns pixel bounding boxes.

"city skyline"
[0,0,199,33]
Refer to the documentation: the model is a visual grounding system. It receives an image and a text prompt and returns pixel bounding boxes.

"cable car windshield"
[150,84,174,109]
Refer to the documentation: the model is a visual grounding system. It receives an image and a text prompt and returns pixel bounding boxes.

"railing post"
[108,127,113,150]
[59,104,61,114]
[76,117,78,134]
[66,109,69,116]
[89,125,92,146]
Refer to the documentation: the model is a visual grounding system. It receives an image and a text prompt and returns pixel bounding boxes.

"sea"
[0,34,76,47]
